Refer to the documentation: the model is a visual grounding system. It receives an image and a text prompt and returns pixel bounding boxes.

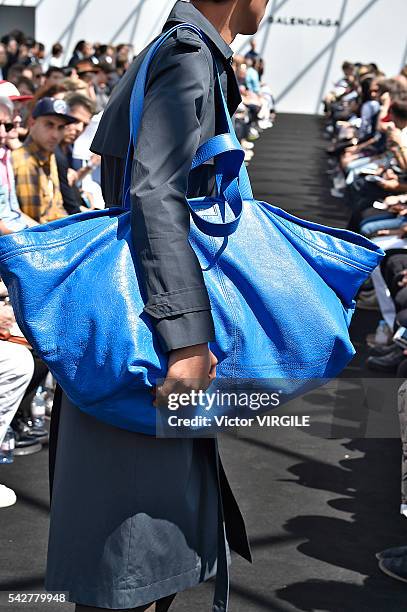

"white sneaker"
[248,127,260,140]
[258,119,273,130]
[0,484,17,508]
[244,150,254,162]
[241,139,254,150]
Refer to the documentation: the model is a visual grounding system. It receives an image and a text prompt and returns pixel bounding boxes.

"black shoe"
[369,342,398,357]
[11,418,49,446]
[367,346,405,372]
[379,556,407,583]
[24,418,48,438]
[376,546,407,561]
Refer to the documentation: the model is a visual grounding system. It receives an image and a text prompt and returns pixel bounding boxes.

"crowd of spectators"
[323,60,407,375]
[324,61,407,581]
[233,40,275,162]
[0,31,275,508]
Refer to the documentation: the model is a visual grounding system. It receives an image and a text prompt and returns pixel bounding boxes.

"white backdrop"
[2,0,407,114]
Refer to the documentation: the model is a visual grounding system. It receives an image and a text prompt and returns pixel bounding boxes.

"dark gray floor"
[1,114,406,612]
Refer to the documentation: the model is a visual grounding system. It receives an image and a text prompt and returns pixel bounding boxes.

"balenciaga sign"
[268,16,341,27]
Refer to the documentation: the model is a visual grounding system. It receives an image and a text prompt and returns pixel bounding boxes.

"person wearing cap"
[12,97,78,224]
[0,79,34,104]
[74,60,100,103]
[0,80,34,150]
[75,60,100,79]
[55,93,97,215]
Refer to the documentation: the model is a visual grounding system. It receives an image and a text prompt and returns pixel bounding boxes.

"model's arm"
[130,38,215,354]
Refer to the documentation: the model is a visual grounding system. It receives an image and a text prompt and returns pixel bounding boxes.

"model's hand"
[153,343,217,408]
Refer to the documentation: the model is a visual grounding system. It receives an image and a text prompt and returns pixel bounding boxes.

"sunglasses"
[0,121,15,133]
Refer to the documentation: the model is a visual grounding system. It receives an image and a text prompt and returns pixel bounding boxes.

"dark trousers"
[382,253,407,299]
[346,178,393,230]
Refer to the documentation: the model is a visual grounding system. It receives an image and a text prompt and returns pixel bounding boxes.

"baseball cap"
[32,97,78,124]
[0,80,34,102]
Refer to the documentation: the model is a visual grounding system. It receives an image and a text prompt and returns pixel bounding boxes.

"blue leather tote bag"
[0,24,384,434]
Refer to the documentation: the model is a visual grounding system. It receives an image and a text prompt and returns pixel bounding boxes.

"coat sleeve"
[130,38,215,353]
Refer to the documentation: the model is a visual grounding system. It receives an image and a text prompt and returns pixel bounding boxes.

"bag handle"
[191,64,253,201]
[123,23,252,237]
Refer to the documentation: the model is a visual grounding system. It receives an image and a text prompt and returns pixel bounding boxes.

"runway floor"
[1,114,406,612]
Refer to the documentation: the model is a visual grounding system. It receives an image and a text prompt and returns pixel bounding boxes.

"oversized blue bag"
[0,25,384,435]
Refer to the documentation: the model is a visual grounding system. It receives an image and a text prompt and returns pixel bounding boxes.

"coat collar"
[163,1,234,62]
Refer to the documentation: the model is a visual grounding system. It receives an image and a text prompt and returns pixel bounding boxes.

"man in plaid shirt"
[12,98,78,224]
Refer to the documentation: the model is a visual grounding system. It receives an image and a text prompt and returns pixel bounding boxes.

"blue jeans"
[360,216,405,236]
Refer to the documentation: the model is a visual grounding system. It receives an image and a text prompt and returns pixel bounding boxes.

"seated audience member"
[387,99,407,171]
[246,58,261,94]
[95,44,115,65]
[16,40,33,67]
[75,60,101,103]
[256,57,265,80]
[37,42,46,66]
[0,44,8,81]
[93,63,114,111]
[324,60,407,376]
[323,61,356,113]
[0,339,34,508]
[68,40,95,68]
[63,77,90,97]
[45,43,64,70]
[56,93,97,215]
[0,287,49,449]
[6,63,26,86]
[1,36,19,75]
[12,97,78,224]
[0,96,37,234]
[115,43,131,65]
[30,82,68,109]
[329,81,407,204]
[0,80,33,150]
[15,76,35,99]
[365,251,407,373]
[30,63,44,90]
[44,66,65,89]
[336,61,355,88]
[358,77,381,140]
[245,39,260,62]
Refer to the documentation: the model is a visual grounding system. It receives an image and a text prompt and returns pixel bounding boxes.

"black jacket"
[91,0,242,353]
